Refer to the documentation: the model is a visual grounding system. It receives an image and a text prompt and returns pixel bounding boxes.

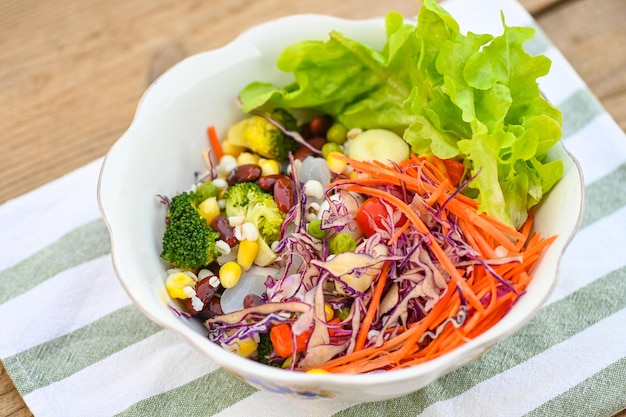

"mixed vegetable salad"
[158,0,562,373]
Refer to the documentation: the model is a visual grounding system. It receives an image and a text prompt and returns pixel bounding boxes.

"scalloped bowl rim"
[97,14,585,400]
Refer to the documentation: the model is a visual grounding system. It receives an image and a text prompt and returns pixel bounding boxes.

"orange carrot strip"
[515,215,535,252]
[459,218,498,259]
[389,219,411,245]
[515,271,533,289]
[466,294,516,338]
[318,154,558,374]
[524,234,558,259]
[391,281,464,361]
[457,219,484,255]
[424,178,450,207]
[425,325,465,359]
[207,125,224,161]
[343,184,484,312]
[320,279,458,372]
[337,154,523,247]
[354,262,391,351]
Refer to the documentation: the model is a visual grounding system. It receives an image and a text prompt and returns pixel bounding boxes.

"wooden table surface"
[1,0,625,415]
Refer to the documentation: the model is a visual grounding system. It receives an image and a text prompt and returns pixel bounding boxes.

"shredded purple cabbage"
[203,156,530,371]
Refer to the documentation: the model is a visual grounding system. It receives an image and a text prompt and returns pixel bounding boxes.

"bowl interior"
[97,14,584,401]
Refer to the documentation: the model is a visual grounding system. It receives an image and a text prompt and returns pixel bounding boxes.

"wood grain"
[535,0,626,132]
[1,0,624,415]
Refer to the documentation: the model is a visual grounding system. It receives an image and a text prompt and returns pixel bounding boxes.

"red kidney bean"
[210,215,237,247]
[186,277,223,320]
[293,146,314,161]
[243,294,265,309]
[274,176,296,213]
[196,297,223,320]
[300,123,314,140]
[226,164,262,185]
[194,277,218,303]
[257,174,286,192]
[308,115,333,137]
[189,297,223,320]
[294,137,325,161]
[307,137,326,150]
[207,262,221,277]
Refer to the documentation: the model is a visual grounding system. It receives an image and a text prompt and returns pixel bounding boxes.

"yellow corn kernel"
[237,239,259,271]
[222,335,258,358]
[165,272,195,299]
[235,337,259,358]
[306,369,329,374]
[349,171,370,181]
[324,303,334,322]
[198,197,220,225]
[259,159,280,176]
[326,151,347,174]
[237,152,260,166]
[219,261,242,288]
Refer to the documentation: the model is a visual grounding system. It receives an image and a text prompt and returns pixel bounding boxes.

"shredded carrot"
[207,125,224,161]
[354,262,391,351]
[458,218,497,258]
[304,154,558,374]
[389,219,411,245]
[343,183,484,313]
[515,216,535,252]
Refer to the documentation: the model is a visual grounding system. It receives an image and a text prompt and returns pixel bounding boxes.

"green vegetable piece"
[194,181,220,201]
[347,129,409,164]
[161,191,221,270]
[239,0,564,229]
[257,332,276,366]
[329,232,356,255]
[321,142,342,159]
[326,122,348,144]
[224,108,299,162]
[224,182,286,244]
[338,306,351,321]
[223,182,269,214]
[307,219,327,239]
[245,201,285,245]
[281,354,300,369]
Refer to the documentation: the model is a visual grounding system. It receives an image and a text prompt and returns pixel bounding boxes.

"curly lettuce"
[240,0,563,229]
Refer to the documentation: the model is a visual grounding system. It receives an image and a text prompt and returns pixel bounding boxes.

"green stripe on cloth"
[525,356,626,417]
[115,368,257,417]
[3,305,161,396]
[581,162,626,228]
[560,88,605,139]
[332,265,626,417]
[0,219,110,304]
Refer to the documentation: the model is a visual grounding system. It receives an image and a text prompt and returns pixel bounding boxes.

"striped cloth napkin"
[1,0,625,415]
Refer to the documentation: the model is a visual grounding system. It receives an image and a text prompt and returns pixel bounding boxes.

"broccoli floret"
[223,182,271,215]
[224,182,285,244]
[244,201,285,244]
[224,108,300,161]
[161,191,221,270]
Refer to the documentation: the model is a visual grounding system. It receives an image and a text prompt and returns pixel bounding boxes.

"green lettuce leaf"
[240,11,418,130]
[239,0,563,229]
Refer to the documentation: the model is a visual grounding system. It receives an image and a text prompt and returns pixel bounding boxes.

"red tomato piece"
[355,197,390,237]
[441,158,465,186]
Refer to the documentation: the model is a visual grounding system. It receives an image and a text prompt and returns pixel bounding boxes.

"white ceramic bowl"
[97,14,584,401]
